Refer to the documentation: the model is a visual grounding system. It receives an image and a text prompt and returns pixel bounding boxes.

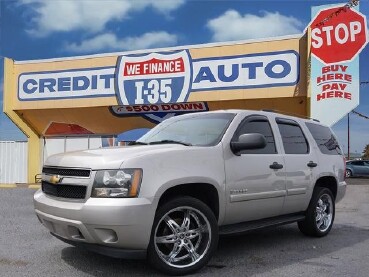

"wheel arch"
[346,167,354,176]
[156,183,221,222]
[314,175,338,200]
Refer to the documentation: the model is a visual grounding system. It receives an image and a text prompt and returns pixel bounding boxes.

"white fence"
[43,136,105,162]
[0,136,116,184]
[0,141,28,184]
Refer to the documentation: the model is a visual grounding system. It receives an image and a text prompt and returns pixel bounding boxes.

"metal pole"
[348,113,350,160]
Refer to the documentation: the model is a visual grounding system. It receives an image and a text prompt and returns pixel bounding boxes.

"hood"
[44,144,183,170]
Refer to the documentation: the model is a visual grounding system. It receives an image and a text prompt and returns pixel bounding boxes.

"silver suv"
[34,110,346,275]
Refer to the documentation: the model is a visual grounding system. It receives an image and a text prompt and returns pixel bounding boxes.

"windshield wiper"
[128,141,148,146]
[149,140,192,146]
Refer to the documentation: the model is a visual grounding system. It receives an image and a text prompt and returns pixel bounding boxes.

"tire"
[298,187,335,237]
[147,196,218,275]
[345,169,352,178]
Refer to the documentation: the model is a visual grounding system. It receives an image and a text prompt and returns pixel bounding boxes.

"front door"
[224,115,286,225]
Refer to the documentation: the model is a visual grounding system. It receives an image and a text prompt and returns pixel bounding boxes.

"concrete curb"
[0,183,41,189]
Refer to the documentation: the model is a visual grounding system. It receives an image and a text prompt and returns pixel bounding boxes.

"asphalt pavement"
[0,178,368,277]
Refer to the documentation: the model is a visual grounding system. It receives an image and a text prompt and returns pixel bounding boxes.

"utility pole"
[347,113,350,160]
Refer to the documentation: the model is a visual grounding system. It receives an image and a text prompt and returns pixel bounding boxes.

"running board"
[219,214,305,236]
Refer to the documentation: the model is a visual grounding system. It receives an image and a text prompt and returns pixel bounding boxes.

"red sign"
[310,7,368,64]
[45,122,94,136]
[123,58,185,76]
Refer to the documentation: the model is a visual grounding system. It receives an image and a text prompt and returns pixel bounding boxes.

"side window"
[305,122,342,155]
[352,161,364,166]
[233,115,277,154]
[276,118,309,154]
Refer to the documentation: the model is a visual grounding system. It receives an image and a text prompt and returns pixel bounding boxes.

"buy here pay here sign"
[309,2,368,126]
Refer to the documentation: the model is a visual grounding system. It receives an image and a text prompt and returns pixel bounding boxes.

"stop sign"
[310,7,368,64]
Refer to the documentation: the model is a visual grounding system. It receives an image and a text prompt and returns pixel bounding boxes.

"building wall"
[3,35,308,182]
[0,141,27,183]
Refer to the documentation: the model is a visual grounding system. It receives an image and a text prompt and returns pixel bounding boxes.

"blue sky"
[0,0,368,154]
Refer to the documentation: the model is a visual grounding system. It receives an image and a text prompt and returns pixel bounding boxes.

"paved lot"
[0,179,368,277]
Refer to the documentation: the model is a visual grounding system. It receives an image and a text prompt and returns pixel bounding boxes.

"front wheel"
[298,187,335,237]
[148,197,218,275]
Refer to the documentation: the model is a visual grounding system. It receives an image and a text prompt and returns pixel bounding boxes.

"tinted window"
[234,116,277,154]
[277,119,309,154]
[306,123,342,155]
[352,161,364,166]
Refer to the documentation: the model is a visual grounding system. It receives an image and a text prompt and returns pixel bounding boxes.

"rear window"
[306,123,342,155]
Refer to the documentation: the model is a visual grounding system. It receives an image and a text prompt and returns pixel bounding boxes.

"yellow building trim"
[28,184,41,189]
[0,184,17,188]
[3,58,41,183]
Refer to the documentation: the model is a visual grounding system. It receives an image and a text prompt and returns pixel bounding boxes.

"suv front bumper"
[34,189,156,254]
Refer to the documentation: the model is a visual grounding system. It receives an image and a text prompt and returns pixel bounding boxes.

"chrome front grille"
[42,181,87,199]
[42,167,91,178]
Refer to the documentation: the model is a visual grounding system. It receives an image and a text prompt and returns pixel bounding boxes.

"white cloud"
[66,31,178,53]
[207,10,304,42]
[133,0,185,14]
[20,0,184,36]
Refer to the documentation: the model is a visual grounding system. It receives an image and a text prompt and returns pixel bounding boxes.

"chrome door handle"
[270,162,283,170]
[307,161,318,168]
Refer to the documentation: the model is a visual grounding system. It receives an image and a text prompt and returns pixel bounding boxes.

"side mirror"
[230,133,267,155]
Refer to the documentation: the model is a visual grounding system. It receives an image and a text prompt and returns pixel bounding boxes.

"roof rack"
[261,109,320,122]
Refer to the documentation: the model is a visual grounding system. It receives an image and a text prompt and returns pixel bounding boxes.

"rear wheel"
[345,169,352,178]
[298,187,335,237]
[148,197,218,275]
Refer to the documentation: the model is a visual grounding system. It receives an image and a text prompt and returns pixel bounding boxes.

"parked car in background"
[346,160,369,178]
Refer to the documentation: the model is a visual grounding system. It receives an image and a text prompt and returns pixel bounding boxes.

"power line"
[352,110,369,120]
[314,0,360,27]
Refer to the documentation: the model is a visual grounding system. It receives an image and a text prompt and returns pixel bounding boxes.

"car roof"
[183,109,325,126]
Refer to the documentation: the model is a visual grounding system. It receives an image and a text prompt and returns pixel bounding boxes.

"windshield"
[137,113,235,146]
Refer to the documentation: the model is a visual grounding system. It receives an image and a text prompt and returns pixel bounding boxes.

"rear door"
[364,161,369,176]
[275,118,317,214]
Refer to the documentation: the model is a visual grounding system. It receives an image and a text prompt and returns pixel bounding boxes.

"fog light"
[94,228,118,243]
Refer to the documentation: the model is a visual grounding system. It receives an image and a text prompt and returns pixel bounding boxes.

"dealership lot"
[1,179,368,277]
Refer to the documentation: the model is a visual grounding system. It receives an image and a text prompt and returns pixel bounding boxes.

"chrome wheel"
[345,170,352,178]
[315,194,333,232]
[154,206,211,269]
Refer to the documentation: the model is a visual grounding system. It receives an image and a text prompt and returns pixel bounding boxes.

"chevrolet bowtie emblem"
[49,175,63,184]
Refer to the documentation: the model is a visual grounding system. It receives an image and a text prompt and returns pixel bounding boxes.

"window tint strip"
[233,115,277,154]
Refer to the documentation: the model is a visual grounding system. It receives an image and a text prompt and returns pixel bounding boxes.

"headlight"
[92,169,142,198]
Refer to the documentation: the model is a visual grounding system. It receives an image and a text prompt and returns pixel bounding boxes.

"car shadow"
[60,223,369,276]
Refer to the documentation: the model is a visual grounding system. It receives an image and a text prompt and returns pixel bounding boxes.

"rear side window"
[276,118,309,154]
[305,123,342,155]
[351,161,364,166]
